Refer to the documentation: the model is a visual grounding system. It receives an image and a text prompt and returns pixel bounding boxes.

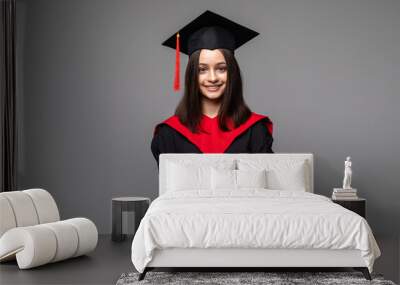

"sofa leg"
[354,267,371,280]
[138,268,148,281]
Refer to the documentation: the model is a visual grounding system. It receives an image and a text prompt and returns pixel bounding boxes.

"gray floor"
[1,235,398,285]
[0,235,133,285]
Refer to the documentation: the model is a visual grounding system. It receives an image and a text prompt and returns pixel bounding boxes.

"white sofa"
[0,188,98,269]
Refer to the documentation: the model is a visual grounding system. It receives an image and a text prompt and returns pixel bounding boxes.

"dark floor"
[1,234,398,285]
[0,235,133,285]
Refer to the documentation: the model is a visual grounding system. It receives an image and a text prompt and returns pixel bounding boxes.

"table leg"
[130,201,150,235]
[112,201,124,242]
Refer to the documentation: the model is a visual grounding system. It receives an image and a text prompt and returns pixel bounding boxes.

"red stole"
[154,112,273,153]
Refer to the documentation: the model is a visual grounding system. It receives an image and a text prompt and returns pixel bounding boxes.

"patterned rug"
[116,271,396,285]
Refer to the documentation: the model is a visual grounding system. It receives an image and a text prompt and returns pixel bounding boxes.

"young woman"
[151,11,273,166]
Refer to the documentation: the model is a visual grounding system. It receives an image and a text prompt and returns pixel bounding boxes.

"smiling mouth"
[205,85,222,91]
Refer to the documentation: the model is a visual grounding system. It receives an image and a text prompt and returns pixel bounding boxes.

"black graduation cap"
[162,10,259,91]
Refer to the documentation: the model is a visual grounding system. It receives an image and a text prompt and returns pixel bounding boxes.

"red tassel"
[173,33,180,91]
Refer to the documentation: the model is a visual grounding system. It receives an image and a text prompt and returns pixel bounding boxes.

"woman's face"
[198,49,227,101]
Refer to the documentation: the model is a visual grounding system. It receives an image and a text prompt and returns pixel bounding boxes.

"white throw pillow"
[237,159,308,191]
[211,168,268,190]
[167,162,211,191]
[211,168,236,190]
[236,169,267,188]
[166,159,235,191]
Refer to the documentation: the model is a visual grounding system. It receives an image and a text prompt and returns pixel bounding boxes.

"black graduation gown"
[151,119,273,167]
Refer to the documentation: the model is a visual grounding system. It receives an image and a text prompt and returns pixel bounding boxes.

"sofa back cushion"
[0,189,60,238]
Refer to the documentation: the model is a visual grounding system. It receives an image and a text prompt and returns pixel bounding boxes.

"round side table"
[112,197,150,242]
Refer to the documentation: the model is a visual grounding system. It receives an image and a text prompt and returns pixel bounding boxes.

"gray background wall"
[16,0,399,281]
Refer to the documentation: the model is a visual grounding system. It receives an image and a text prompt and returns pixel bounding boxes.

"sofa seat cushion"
[0,218,98,269]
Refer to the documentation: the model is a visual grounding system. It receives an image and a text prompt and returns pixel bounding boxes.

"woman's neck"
[201,97,221,118]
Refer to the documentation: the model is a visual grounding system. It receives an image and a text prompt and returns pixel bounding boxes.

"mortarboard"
[162,10,259,91]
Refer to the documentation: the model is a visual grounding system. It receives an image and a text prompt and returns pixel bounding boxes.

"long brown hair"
[175,48,252,133]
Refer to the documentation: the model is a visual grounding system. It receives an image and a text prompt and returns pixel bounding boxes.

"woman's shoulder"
[153,115,179,136]
[249,112,272,122]
[248,112,273,135]
[250,119,271,136]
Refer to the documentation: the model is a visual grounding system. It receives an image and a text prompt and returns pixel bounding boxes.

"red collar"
[154,112,273,153]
